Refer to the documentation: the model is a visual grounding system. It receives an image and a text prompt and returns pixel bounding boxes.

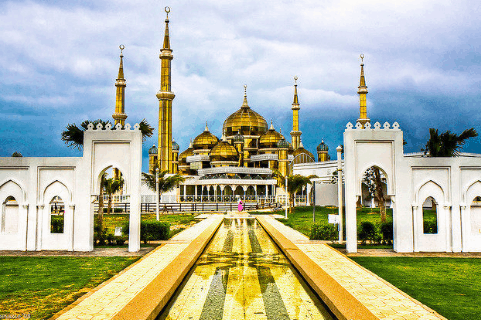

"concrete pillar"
[337,146,344,243]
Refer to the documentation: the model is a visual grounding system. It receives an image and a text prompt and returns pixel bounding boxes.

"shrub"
[123,220,170,243]
[380,222,393,244]
[358,221,376,244]
[50,215,64,233]
[310,223,338,240]
[106,233,115,245]
[94,224,107,245]
[423,220,438,234]
[115,236,126,245]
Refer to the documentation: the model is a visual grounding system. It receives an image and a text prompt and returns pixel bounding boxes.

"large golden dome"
[210,139,239,162]
[223,90,268,137]
[259,122,284,148]
[179,140,194,163]
[193,124,219,150]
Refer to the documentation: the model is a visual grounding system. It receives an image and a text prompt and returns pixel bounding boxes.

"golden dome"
[223,87,268,137]
[210,139,239,162]
[193,124,219,150]
[293,141,315,163]
[179,140,194,163]
[259,122,284,148]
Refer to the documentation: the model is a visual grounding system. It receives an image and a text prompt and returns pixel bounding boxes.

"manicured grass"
[0,256,139,320]
[252,206,392,238]
[351,257,481,320]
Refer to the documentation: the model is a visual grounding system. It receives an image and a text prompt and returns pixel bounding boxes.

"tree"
[142,167,186,215]
[363,166,387,222]
[11,152,23,157]
[273,171,317,212]
[422,128,478,157]
[103,176,124,215]
[61,118,154,150]
[96,172,107,234]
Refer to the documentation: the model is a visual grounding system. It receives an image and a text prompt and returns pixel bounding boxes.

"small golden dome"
[193,124,219,150]
[293,141,315,163]
[210,139,239,162]
[223,86,268,136]
[179,140,194,163]
[259,122,284,148]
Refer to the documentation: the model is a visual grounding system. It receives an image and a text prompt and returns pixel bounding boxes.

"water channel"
[158,218,335,320]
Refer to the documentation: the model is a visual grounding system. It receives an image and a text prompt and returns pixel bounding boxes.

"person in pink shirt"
[238,199,243,212]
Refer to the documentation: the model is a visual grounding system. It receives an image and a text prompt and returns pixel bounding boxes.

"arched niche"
[2,196,19,234]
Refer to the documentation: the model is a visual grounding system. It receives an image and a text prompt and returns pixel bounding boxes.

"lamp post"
[336,145,343,243]
[285,175,288,219]
[155,168,159,221]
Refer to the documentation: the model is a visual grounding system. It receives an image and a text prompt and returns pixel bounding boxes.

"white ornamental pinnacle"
[115,123,123,130]
[364,122,371,129]
[96,123,104,130]
[383,122,391,129]
[374,122,381,130]
[105,123,112,130]
[346,122,353,130]
[87,123,94,131]
[134,123,140,130]
[392,122,400,130]
[355,122,363,129]
[125,123,131,130]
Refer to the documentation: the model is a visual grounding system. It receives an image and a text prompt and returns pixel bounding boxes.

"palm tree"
[96,172,107,233]
[273,171,317,212]
[422,128,478,157]
[363,166,387,222]
[142,166,186,215]
[61,118,154,150]
[103,176,125,215]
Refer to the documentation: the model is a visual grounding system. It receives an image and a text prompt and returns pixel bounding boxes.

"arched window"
[422,196,438,234]
[470,196,481,235]
[2,196,19,234]
[50,196,64,233]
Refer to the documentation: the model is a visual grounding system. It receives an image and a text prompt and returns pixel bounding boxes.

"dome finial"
[270,120,274,130]
[205,121,209,131]
[165,6,170,19]
[242,84,249,108]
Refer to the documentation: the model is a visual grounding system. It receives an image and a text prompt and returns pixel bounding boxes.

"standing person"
[238,199,243,212]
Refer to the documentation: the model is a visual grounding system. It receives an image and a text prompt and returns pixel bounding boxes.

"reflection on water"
[158,218,335,320]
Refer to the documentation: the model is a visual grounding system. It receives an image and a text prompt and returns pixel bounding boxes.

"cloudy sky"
[1,0,481,171]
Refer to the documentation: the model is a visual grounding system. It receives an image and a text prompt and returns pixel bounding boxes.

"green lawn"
[351,257,481,320]
[0,256,139,320]
[252,206,392,238]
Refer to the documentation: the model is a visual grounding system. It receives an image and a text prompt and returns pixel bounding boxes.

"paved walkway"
[52,216,223,320]
[257,216,447,320]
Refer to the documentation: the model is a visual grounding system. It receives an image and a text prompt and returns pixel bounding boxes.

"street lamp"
[155,168,159,221]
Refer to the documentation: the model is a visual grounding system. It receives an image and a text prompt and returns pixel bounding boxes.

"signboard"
[328,214,340,224]
[114,227,122,236]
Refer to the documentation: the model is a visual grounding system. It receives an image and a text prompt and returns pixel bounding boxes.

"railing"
[140,201,278,213]
[94,195,130,202]
[197,167,272,175]
[179,195,276,203]
[250,154,279,161]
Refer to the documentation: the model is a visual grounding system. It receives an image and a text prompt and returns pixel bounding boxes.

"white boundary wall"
[0,123,142,252]
[343,121,481,253]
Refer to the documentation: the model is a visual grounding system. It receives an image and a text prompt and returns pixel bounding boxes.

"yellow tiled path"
[55,216,223,320]
[257,216,447,320]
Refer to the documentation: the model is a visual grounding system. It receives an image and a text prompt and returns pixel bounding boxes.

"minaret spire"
[290,76,302,150]
[241,84,249,108]
[157,6,176,173]
[357,54,370,127]
[113,44,127,126]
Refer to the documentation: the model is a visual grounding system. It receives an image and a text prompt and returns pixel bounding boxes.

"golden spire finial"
[358,54,367,93]
[205,121,209,131]
[293,76,299,105]
[270,120,274,130]
[163,7,171,49]
[242,84,249,108]
[117,45,125,79]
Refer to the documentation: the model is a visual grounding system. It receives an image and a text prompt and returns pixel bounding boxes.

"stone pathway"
[257,216,447,320]
[52,216,224,320]
[0,247,154,257]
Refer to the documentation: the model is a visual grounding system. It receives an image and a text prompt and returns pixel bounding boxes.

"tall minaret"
[290,76,301,150]
[113,45,127,126]
[157,7,176,173]
[357,54,370,127]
